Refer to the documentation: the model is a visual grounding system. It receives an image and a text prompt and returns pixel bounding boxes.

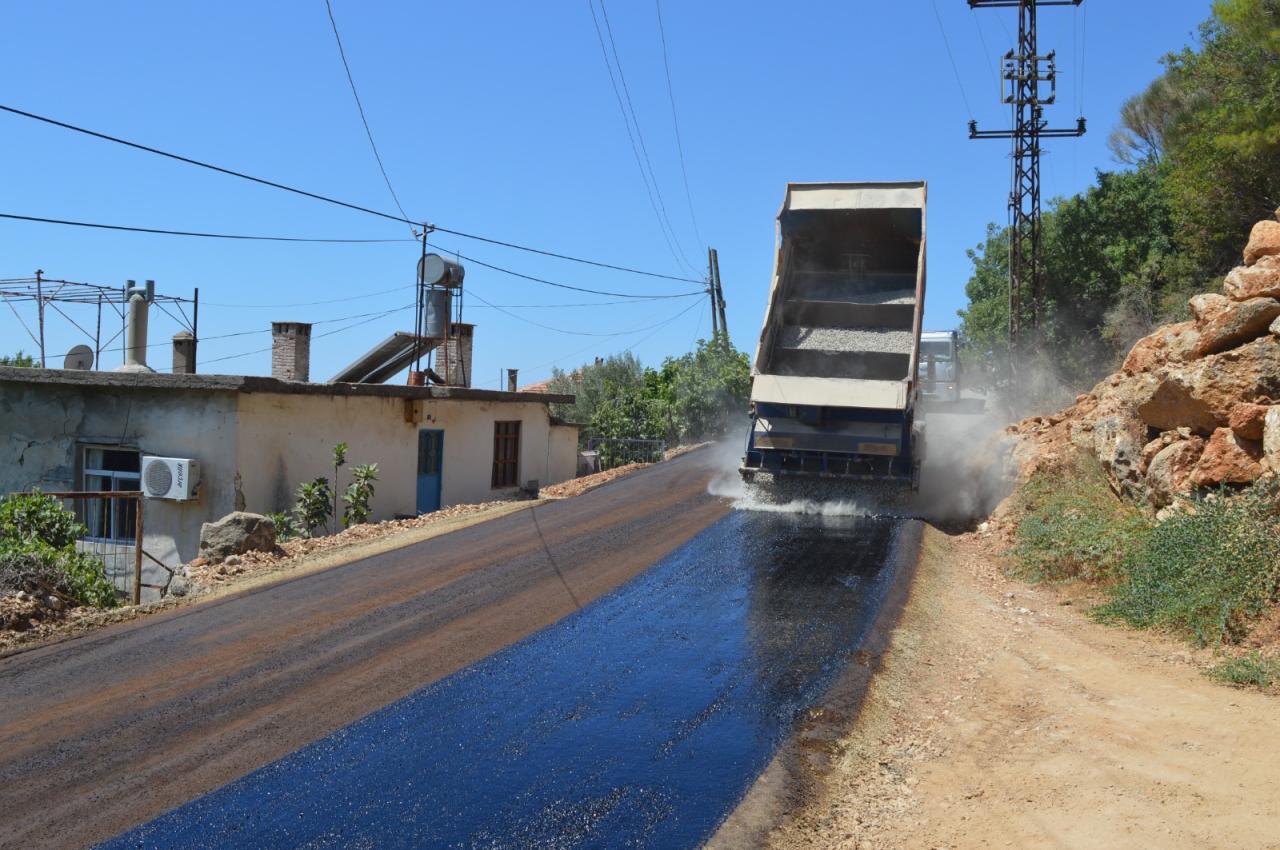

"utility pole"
[710,248,727,341]
[707,247,720,337]
[968,0,1086,367]
[34,269,46,367]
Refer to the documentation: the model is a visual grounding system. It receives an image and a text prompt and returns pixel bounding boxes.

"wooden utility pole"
[707,247,720,336]
[710,248,727,339]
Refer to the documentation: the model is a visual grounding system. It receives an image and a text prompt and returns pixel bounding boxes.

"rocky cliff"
[1008,213,1280,514]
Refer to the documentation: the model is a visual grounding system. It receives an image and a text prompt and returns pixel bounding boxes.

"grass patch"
[1208,652,1280,691]
[1011,456,1280,654]
[1095,479,1280,646]
[1011,455,1152,583]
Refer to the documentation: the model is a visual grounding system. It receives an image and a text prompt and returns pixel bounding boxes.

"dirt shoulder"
[1,449,710,656]
[766,525,1280,850]
[0,499,537,656]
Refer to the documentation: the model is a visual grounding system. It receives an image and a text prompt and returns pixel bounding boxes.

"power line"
[324,0,413,227]
[431,224,701,284]
[598,0,698,275]
[0,212,416,243]
[970,6,1001,96]
[467,288,696,337]
[200,284,413,308]
[930,0,975,121]
[586,0,696,276]
[0,103,705,285]
[520,295,701,380]
[623,296,700,353]
[469,296,685,308]
[427,240,704,299]
[200,302,412,365]
[654,0,703,250]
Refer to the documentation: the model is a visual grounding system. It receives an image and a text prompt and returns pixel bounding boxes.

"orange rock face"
[1189,427,1264,488]
[1224,255,1280,301]
[1137,338,1280,434]
[1194,297,1280,357]
[1121,321,1201,374]
[1228,402,1271,441]
[1244,219,1280,266]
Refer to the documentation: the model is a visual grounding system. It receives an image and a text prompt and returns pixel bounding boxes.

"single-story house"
[0,362,578,598]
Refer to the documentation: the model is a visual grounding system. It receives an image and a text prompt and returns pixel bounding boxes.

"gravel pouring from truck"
[741,181,927,489]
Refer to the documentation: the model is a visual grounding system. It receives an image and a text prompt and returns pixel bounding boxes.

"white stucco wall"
[2,379,579,601]
[0,382,239,594]
[548,424,580,487]
[234,392,419,520]
[234,393,578,520]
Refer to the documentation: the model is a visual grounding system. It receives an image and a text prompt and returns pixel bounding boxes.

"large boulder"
[1137,337,1280,434]
[1189,292,1231,323]
[198,512,276,562]
[1228,402,1271,441]
[1189,427,1264,488]
[1146,437,1205,507]
[1244,219,1280,266]
[1089,401,1147,498]
[1121,321,1201,374]
[1194,296,1280,356]
[1224,255,1280,301]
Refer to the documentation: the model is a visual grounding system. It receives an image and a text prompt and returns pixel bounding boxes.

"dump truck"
[741,181,927,493]
[918,329,960,404]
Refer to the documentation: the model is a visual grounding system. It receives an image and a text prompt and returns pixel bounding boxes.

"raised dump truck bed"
[742,181,927,487]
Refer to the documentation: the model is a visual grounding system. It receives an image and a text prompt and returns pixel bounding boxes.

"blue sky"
[0,1,1211,387]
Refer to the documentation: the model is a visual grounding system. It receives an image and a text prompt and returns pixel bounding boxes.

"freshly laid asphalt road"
[0,447,918,849]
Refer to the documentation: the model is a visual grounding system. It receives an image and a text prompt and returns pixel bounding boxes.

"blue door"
[416,429,443,514]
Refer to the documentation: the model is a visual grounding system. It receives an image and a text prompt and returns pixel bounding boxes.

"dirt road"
[0,449,728,850]
[767,527,1280,850]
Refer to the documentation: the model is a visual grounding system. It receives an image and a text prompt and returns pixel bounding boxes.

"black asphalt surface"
[99,511,914,849]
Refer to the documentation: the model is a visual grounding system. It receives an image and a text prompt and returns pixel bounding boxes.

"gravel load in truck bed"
[777,326,915,354]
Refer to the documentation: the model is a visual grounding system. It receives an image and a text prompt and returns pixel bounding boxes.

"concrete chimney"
[432,323,474,388]
[114,279,155,373]
[171,331,196,374]
[506,368,518,392]
[271,322,312,382]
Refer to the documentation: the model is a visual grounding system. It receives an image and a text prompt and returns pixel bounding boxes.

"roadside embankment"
[765,525,1280,850]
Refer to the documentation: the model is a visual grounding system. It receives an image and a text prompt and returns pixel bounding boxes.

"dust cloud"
[705,401,1016,527]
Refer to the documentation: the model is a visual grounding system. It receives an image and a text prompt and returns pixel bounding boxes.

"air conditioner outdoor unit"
[141,456,201,501]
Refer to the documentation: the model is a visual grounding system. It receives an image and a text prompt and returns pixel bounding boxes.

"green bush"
[0,489,85,550]
[292,478,332,538]
[1096,480,1280,646]
[342,464,378,527]
[1208,652,1280,691]
[266,511,297,542]
[1011,457,1152,583]
[0,491,116,608]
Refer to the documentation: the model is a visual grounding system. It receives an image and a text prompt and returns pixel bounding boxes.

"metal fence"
[585,437,667,471]
[42,490,166,605]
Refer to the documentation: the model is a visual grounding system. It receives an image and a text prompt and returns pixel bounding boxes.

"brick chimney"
[271,322,311,382]
[432,323,474,388]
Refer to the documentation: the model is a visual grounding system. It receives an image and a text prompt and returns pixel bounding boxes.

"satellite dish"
[64,344,94,371]
[418,253,465,288]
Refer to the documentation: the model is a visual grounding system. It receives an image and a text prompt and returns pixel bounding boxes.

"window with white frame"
[81,446,140,542]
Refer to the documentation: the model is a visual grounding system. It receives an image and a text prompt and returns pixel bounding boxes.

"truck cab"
[918,330,960,404]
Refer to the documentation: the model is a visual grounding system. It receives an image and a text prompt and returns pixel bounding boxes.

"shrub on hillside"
[1096,479,1280,646]
[1011,456,1152,583]
[0,491,116,608]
